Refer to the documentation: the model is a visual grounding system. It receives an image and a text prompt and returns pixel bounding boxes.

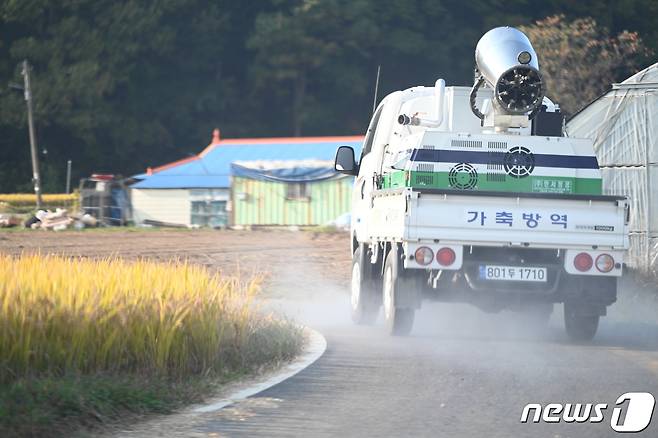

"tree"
[0,1,656,193]
[520,15,650,115]
[0,0,251,191]
[245,0,487,136]
[247,1,349,136]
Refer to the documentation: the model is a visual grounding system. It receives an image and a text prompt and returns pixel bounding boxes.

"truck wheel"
[564,304,599,342]
[351,246,379,325]
[382,246,415,336]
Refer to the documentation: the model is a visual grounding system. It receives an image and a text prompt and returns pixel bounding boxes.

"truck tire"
[351,246,379,325]
[382,246,415,336]
[564,303,599,342]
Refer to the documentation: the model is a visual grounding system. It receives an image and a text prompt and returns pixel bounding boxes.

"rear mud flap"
[561,276,617,316]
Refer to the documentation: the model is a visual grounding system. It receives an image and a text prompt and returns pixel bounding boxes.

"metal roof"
[132,136,363,189]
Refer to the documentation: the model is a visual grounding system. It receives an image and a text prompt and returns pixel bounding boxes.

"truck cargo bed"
[369,188,629,250]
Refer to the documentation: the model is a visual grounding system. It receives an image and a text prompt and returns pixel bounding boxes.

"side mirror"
[334,146,358,176]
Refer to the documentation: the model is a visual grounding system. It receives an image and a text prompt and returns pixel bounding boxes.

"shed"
[230,160,353,226]
[131,130,362,227]
[567,62,658,273]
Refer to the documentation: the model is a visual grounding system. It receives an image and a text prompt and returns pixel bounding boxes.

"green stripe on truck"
[381,171,602,195]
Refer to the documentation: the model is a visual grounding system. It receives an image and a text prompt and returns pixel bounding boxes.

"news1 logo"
[521,392,655,433]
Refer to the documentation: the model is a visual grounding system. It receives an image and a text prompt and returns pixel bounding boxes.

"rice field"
[0,254,302,382]
[0,193,77,207]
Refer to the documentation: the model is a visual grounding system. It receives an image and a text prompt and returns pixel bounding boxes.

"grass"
[0,375,215,437]
[0,254,302,437]
[0,193,78,216]
[0,193,77,207]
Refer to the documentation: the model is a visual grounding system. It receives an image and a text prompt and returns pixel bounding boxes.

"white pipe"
[397,78,445,128]
[433,78,445,125]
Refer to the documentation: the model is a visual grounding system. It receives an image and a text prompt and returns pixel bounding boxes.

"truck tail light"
[414,247,434,266]
[574,252,593,272]
[595,254,615,273]
[436,247,456,266]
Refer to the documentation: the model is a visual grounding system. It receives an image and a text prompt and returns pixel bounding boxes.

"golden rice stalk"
[0,193,77,207]
[0,254,297,382]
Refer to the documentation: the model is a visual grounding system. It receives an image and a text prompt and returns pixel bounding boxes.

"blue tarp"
[132,138,363,189]
[230,163,340,183]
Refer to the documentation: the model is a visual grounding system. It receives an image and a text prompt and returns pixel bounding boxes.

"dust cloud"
[598,274,658,350]
[261,255,354,329]
[261,254,658,354]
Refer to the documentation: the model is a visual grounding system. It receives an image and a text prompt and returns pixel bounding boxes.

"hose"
[469,75,486,120]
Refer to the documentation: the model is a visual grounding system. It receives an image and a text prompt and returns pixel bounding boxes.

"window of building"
[286,183,310,200]
[191,200,228,227]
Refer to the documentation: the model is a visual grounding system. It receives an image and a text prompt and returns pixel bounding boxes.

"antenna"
[372,65,381,114]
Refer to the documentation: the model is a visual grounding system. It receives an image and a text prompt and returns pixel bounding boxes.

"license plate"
[479,265,547,282]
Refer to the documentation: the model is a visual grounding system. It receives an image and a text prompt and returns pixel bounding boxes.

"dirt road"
[0,229,350,282]
[3,229,658,437]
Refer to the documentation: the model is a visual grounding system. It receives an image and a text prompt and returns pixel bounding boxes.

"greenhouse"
[567,62,658,273]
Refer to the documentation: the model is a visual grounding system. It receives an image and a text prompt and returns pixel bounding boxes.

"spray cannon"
[397,27,550,132]
[471,27,545,129]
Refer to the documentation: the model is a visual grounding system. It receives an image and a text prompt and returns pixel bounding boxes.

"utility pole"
[21,60,43,209]
[65,160,72,194]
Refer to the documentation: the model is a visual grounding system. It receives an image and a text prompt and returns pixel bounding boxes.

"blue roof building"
[130,130,363,227]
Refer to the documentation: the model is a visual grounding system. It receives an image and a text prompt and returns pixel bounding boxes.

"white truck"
[334,27,629,341]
